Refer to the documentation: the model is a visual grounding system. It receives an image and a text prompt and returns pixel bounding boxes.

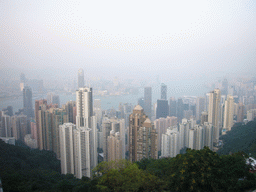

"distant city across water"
[0,81,211,113]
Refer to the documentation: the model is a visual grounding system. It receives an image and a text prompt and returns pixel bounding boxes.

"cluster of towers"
[2,71,256,178]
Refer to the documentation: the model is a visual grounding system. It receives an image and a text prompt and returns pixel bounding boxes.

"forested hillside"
[1,137,256,191]
[218,120,256,157]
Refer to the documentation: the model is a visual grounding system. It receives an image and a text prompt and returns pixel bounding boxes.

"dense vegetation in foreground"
[218,119,256,157]
[1,118,256,192]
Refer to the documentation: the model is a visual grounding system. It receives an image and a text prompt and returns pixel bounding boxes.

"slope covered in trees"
[218,120,256,157]
[1,138,256,191]
[0,139,96,192]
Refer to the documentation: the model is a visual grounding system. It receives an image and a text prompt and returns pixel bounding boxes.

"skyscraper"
[78,68,84,88]
[156,99,169,119]
[129,105,157,162]
[161,83,167,100]
[208,89,221,143]
[161,126,180,158]
[177,98,184,122]
[223,95,234,131]
[169,97,177,117]
[196,97,205,121]
[76,87,93,128]
[102,117,125,161]
[76,87,97,170]
[59,123,75,175]
[73,126,93,178]
[237,103,245,122]
[144,87,152,119]
[23,86,34,118]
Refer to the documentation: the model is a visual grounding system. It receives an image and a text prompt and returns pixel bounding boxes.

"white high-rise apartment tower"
[76,87,98,174]
[208,89,221,143]
[76,87,93,128]
[161,126,180,158]
[73,127,92,178]
[59,123,76,175]
[223,95,234,131]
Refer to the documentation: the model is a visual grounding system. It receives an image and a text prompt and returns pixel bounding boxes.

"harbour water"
[0,80,211,113]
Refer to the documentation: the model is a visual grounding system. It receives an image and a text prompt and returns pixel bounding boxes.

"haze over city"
[1,0,256,82]
[1,1,256,191]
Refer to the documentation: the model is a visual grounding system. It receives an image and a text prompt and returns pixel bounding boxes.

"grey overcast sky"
[0,0,256,82]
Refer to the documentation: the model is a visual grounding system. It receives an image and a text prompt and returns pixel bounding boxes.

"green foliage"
[2,137,256,192]
[137,147,256,192]
[93,160,164,191]
[218,120,256,157]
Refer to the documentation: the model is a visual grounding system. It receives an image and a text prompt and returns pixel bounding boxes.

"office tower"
[144,87,152,118]
[208,89,221,143]
[76,87,98,169]
[161,126,180,158]
[223,95,234,131]
[196,97,205,121]
[63,101,76,124]
[201,111,208,125]
[47,93,60,107]
[161,83,167,100]
[169,97,177,117]
[138,97,144,109]
[156,99,169,119]
[204,122,213,150]
[129,105,157,162]
[23,86,34,118]
[237,103,245,122]
[59,123,75,175]
[177,98,184,122]
[78,68,84,88]
[222,79,228,96]
[73,127,93,178]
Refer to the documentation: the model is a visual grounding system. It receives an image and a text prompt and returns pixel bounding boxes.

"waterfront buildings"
[144,87,152,119]
[161,83,167,100]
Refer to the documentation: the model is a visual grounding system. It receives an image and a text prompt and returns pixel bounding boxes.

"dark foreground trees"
[1,138,256,191]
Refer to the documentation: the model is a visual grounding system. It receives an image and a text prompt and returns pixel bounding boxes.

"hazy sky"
[1,0,256,82]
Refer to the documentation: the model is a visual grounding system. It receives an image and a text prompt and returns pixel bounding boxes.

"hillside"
[218,120,256,157]
[1,137,256,191]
